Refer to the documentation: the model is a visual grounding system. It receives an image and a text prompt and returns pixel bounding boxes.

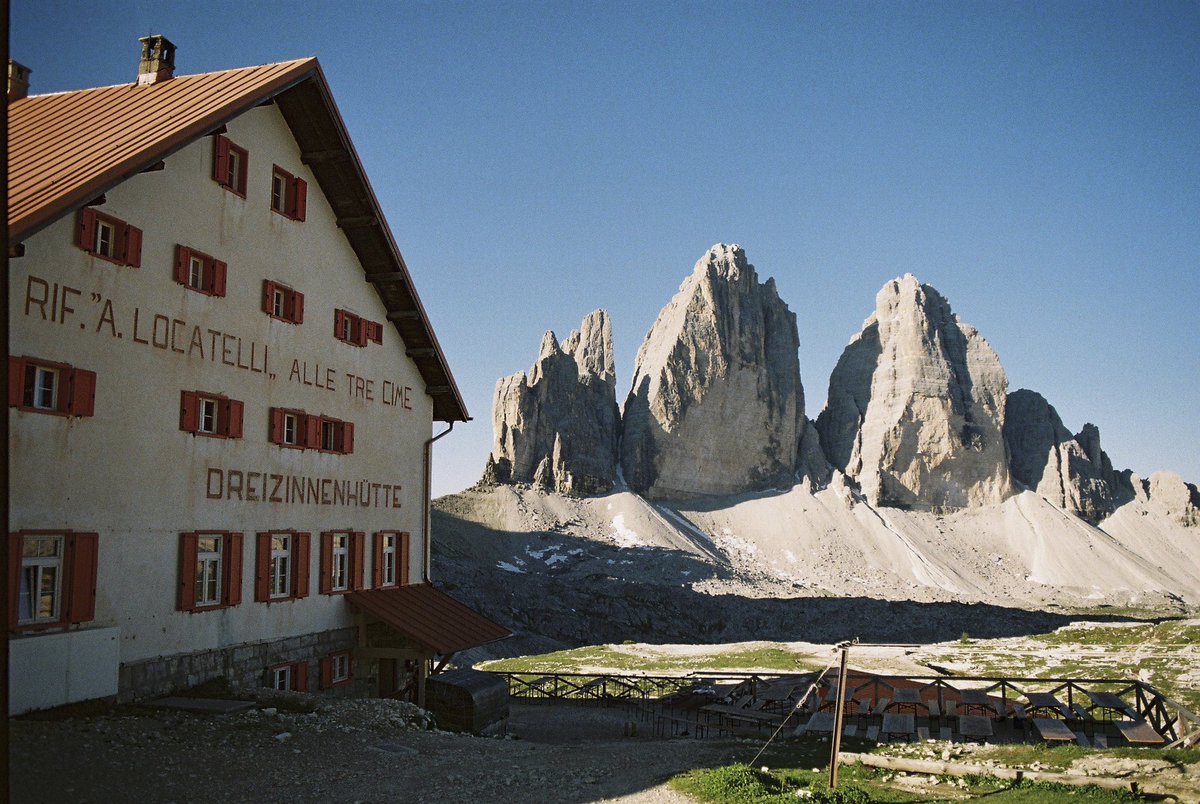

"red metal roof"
[347,585,511,654]
[7,58,469,422]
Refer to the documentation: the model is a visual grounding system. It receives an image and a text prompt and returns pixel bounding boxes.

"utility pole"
[828,640,853,788]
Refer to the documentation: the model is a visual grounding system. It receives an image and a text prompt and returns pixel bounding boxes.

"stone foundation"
[119,627,361,701]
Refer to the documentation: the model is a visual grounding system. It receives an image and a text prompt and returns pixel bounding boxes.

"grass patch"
[481,643,822,674]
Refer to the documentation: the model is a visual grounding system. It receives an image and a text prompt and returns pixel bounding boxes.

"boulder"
[816,274,1011,510]
[485,310,619,495]
[620,244,804,498]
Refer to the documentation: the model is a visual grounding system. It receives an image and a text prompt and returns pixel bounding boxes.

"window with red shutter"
[271,166,306,221]
[254,533,272,602]
[351,532,365,591]
[122,224,143,268]
[178,532,199,612]
[213,135,248,195]
[175,245,227,297]
[263,280,303,323]
[292,177,307,221]
[333,309,382,347]
[10,530,100,631]
[76,208,141,267]
[224,532,243,607]
[294,532,311,598]
[181,391,243,438]
[179,531,241,611]
[320,656,334,690]
[9,356,97,418]
[294,661,309,692]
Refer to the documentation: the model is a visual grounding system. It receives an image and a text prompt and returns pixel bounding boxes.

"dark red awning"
[346,585,510,654]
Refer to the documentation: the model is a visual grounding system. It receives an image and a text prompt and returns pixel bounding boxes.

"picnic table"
[957,714,994,741]
[1025,692,1070,719]
[820,688,858,713]
[881,713,915,741]
[1033,717,1077,743]
[889,688,928,715]
[958,689,996,717]
[800,711,836,734]
[1115,720,1165,745]
[701,704,778,726]
[1086,691,1138,721]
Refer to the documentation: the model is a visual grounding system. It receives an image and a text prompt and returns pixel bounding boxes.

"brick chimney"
[8,59,31,102]
[137,35,176,85]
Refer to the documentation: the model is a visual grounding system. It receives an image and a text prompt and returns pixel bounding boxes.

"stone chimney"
[137,35,176,85]
[8,59,31,102]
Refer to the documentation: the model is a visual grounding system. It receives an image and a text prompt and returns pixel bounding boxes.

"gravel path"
[10,700,748,803]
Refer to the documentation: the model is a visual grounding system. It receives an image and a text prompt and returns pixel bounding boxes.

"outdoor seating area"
[601,671,1189,747]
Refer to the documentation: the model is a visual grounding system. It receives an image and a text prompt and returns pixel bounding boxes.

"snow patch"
[610,514,644,548]
[496,562,525,574]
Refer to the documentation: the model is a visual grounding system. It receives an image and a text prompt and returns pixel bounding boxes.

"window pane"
[24,535,62,558]
[36,566,58,620]
[19,566,35,621]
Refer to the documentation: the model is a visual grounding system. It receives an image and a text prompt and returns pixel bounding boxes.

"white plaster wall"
[10,104,438,665]
[9,627,121,714]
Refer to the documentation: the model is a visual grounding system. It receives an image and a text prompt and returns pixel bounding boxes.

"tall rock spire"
[620,244,804,498]
[484,310,619,495]
[816,274,1011,510]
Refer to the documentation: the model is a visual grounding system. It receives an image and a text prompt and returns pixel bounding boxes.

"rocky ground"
[12,695,1198,803]
[9,698,733,803]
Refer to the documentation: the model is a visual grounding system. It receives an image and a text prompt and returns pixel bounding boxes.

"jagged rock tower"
[816,274,1011,510]
[484,310,619,496]
[621,244,804,498]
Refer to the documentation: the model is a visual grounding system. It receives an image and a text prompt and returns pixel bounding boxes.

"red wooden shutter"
[254,532,271,602]
[268,408,283,444]
[294,532,311,598]
[9,356,26,407]
[8,533,22,628]
[319,532,333,594]
[342,422,354,454]
[369,321,383,344]
[354,317,369,346]
[291,291,304,324]
[262,280,276,314]
[178,532,198,611]
[123,225,143,268]
[372,533,384,588]
[292,177,307,221]
[225,399,244,439]
[213,135,230,184]
[224,532,243,606]
[180,391,199,433]
[294,661,309,692]
[210,260,228,297]
[305,415,321,449]
[351,532,365,590]
[399,532,411,586]
[77,208,97,253]
[333,309,345,339]
[62,532,99,624]
[174,246,191,284]
[67,368,97,417]
[320,656,333,689]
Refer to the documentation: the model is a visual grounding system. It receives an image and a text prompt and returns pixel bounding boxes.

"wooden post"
[829,642,851,788]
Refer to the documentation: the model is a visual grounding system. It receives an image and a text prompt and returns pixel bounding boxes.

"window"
[373,531,410,588]
[267,661,309,692]
[320,652,353,689]
[8,530,99,631]
[268,409,353,453]
[254,531,310,602]
[177,531,242,612]
[319,531,364,595]
[270,165,307,221]
[174,245,227,296]
[8,356,96,417]
[333,309,383,347]
[212,134,248,196]
[261,280,304,324]
[179,391,243,438]
[76,208,142,267]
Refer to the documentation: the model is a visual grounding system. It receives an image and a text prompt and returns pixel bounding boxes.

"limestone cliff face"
[620,244,804,498]
[1146,471,1200,527]
[484,310,619,496]
[816,275,1011,510]
[1003,389,1116,524]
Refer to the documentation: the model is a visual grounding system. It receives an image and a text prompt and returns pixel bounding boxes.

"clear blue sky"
[13,1,1199,497]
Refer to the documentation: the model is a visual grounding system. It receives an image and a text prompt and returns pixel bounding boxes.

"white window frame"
[187,255,205,289]
[270,533,292,599]
[321,419,336,451]
[195,533,223,607]
[331,533,349,592]
[27,364,58,410]
[226,147,243,192]
[95,219,115,258]
[382,533,397,587]
[271,172,286,213]
[271,665,292,692]
[197,397,218,434]
[272,287,286,318]
[332,653,350,683]
[282,412,299,446]
[18,534,64,624]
